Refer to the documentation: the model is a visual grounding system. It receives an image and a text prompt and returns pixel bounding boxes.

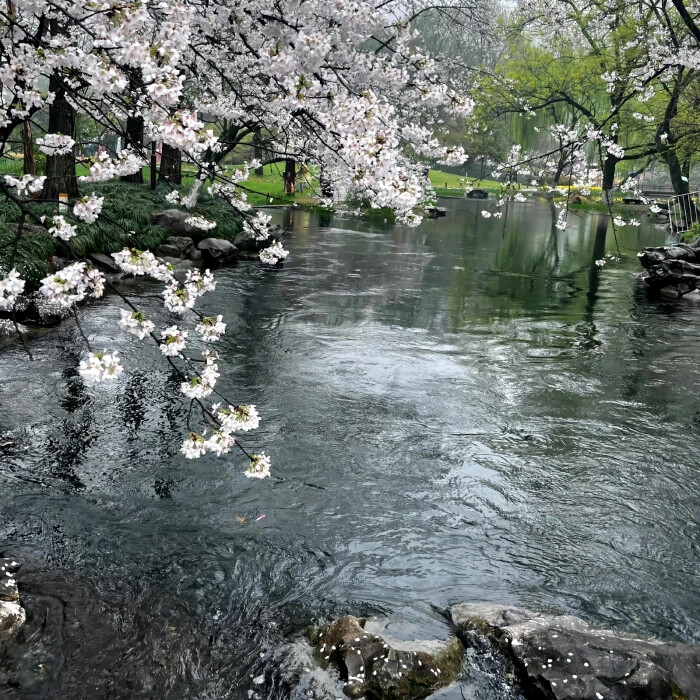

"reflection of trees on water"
[27,320,191,494]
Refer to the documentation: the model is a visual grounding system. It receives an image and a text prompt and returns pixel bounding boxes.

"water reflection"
[1,199,698,699]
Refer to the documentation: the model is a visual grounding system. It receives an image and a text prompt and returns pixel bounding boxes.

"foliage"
[681,221,700,242]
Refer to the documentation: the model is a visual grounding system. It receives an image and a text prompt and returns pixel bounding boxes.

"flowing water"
[0,198,698,698]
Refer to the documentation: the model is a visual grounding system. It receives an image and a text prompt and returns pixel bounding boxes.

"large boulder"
[233,224,284,252]
[197,237,237,262]
[156,235,195,259]
[151,209,199,236]
[638,241,700,296]
[0,559,25,639]
[88,252,121,272]
[451,603,700,700]
[308,615,464,700]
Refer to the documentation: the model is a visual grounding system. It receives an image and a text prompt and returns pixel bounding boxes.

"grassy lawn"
[429,169,504,197]
[0,158,318,207]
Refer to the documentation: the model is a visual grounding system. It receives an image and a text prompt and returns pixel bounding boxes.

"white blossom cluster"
[180,351,220,399]
[48,215,78,242]
[36,133,75,155]
[213,403,261,433]
[73,194,104,224]
[79,150,146,184]
[242,211,273,241]
[112,248,174,282]
[196,315,226,342]
[39,262,104,308]
[246,453,271,479]
[184,215,216,231]
[119,310,155,340]
[78,350,124,386]
[162,270,216,314]
[4,174,45,197]
[259,242,289,266]
[0,269,25,311]
[160,326,188,356]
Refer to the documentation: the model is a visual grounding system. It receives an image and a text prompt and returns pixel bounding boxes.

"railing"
[667,191,700,233]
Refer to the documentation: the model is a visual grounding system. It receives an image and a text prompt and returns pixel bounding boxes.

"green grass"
[429,169,504,196]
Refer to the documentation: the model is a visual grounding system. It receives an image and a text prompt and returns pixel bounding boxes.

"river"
[0,198,698,698]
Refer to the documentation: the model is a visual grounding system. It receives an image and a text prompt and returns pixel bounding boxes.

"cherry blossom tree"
[0,0,479,478]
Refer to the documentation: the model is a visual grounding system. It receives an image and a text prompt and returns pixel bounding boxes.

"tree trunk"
[253,128,264,176]
[41,83,78,200]
[121,114,144,183]
[664,146,689,196]
[284,158,296,195]
[159,143,182,184]
[21,122,35,176]
[42,17,78,200]
[150,142,157,190]
[320,167,333,200]
[552,150,567,186]
[601,155,618,205]
[121,69,144,184]
[657,69,686,196]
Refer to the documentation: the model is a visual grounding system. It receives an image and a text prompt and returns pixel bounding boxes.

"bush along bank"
[0,181,285,330]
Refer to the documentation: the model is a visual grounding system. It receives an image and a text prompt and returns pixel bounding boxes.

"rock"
[233,224,284,252]
[426,206,447,218]
[0,559,25,639]
[466,189,488,200]
[152,209,198,236]
[197,237,237,261]
[88,252,121,271]
[186,247,202,262]
[638,241,700,296]
[451,603,700,700]
[172,260,200,284]
[156,236,194,259]
[308,615,463,699]
[155,244,184,258]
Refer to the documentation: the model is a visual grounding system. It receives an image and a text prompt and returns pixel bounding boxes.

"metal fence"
[667,192,700,233]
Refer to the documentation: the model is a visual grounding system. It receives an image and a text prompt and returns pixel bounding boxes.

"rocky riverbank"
[278,605,699,700]
[638,238,700,296]
[0,210,286,332]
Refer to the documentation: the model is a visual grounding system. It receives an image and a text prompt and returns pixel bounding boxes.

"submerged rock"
[451,603,700,700]
[466,189,488,200]
[0,559,25,639]
[426,206,447,218]
[308,615,463,699]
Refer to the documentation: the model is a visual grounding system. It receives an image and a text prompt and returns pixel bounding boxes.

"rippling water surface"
[1,198,699,698]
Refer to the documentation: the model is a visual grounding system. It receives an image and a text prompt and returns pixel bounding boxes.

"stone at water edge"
[197,238,238,261]
[426,206,447,219]
[308,615,464,699]
[155,235,195,260]
[0,559,25,639]
[450,603,700,700]
[233,224,285,252]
